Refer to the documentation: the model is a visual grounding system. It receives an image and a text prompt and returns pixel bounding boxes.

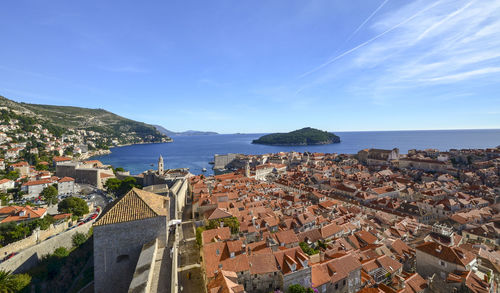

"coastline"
[110,139,174,149]
[80,149,112,160]
[87,140,173,161]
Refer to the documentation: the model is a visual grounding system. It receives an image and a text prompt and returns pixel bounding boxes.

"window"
[116,254,129,263]
[335,283,338,290]
[440,260,445,267]
[343,279,346,286]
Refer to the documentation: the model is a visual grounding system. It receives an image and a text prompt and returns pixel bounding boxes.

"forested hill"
[0,95,171,145]
[252,127,340,146]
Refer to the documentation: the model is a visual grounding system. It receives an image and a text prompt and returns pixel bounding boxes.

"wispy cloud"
[298,0,439,79]
[298,0,500,101]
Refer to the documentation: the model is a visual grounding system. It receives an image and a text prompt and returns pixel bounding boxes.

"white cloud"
[300,0,500,100]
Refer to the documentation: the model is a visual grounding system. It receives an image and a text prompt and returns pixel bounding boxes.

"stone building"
[56,162,113,189]
[93,188,169,293]
[399,158,452,173]
[21,179,52,199]
[57,177,75,195]
[273,246,311,291]
[357,148,400,166]
[415,242,476,279]
[247,253,280,292]
[311,254,362,293]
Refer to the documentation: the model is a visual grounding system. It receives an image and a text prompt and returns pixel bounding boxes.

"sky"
[0,0,499,133]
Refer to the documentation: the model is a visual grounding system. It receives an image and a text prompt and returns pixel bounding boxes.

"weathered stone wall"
[75,168,101,188]
[247,271,280,293]
[128,239,158,293]
[416,249,471,278]
[94,216,167,293]
[0,220,93,273]
[0,221,70,259]
[143,184,169,196]
[283,267,312,292]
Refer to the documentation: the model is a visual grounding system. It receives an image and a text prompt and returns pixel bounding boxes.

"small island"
[252,127,340,146]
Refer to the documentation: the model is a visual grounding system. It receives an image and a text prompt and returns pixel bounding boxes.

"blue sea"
[92,129,500,176]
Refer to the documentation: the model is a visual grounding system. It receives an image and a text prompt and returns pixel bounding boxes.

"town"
[0,105,499,292]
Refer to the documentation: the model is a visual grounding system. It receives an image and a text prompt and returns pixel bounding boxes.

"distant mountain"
[252,127,340,145]
[0,95,171,144]
[154,125,218,136]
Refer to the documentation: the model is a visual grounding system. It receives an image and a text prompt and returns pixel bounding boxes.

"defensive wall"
[0,220,94,273]
[0,220,70,259]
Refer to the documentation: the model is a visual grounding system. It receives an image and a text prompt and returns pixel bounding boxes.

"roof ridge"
[94,188,161,226]
[131,188,163,216]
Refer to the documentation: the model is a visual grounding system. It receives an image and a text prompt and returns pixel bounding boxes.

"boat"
[202,168,207,172]
[208,161,214,165]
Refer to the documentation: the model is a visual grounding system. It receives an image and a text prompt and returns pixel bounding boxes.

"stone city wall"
[0,220,93,273]
[0,221,70,259]
[128,239,158,293]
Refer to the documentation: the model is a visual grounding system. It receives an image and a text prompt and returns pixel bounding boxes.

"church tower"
[245,161,250,177]
[158,155,164,174]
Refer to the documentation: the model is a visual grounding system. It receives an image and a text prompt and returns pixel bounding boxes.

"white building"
[0,179,15,192]
[21,179,53,199]
[58,177,75,195]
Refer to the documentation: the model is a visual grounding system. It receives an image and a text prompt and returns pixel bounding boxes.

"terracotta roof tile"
[94,188,168,226]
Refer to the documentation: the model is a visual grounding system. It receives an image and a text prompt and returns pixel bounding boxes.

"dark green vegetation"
[0,270,31,292]
[196,217,240,246]
[0,95,171,144]
[206,217,239,234]
[58,197,89,217]
[25,229,94,293]
[0,216,56,247]
[104,177,141,197]
[252,127,340,146]
[287,284,315,293]
[41,186,58,205]
[299,242,319,255]
[0,108,65,137]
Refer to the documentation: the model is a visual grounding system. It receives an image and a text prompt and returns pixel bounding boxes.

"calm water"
[92,129,500,176]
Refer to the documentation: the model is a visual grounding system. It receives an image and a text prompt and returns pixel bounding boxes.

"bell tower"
[245,161,250,177]
[158,155,164,174]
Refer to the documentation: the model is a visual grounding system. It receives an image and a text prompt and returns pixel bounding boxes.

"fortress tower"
[158,155,164,174]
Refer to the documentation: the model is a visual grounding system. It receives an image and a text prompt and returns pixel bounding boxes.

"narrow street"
[177,192,204,293]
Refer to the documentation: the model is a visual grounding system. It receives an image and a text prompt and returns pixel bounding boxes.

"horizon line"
[207,127,500,135]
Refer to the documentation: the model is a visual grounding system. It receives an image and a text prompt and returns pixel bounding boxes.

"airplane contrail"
[298,1,442,79]
[344,0,390,45]
[417,0,474,41]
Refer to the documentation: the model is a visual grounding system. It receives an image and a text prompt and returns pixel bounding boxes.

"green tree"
[41,185,58,205]
[3,171,19,181]
[53,247,70,258]
[104,178,121,193]
[299,242,318,255]
[35,163,49,171]
[72,232,87,247]
[105,177,141,197]
[207,217,240,234]
[58,197,89,217]
[196,227,205,246]
[0,270,31,292]
[287,284,314,293]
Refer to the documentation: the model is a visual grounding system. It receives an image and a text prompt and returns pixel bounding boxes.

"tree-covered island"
[251,127,340,146]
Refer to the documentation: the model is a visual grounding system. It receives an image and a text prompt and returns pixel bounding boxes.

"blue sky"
[0,0,499,133]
